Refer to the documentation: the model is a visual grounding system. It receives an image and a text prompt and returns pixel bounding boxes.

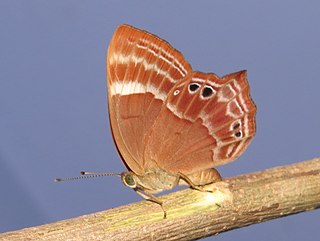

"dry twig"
[1,158,320,241]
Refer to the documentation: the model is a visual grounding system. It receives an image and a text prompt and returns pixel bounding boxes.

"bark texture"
[1,158,320,241]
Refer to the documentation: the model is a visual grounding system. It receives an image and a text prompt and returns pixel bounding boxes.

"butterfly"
[105,24,256,217]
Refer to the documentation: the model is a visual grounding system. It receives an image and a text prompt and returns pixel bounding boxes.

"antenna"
[54,171,121,182]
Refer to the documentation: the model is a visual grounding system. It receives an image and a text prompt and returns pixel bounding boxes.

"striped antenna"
[54,172,121,182]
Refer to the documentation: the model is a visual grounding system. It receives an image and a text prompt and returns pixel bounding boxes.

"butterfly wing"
[143,70,256,175]
[107,25,192,175]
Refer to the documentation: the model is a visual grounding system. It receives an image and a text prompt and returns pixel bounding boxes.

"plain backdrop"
[1,1,319,240]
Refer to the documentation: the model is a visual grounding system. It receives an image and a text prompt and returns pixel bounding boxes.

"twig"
[1,158,320,241]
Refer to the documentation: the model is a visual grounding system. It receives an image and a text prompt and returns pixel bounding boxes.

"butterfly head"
[121,172,138,189]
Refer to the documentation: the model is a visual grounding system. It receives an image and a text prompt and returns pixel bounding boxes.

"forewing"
[107,25,192,174]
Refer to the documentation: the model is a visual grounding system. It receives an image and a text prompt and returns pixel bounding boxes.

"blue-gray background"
[1,1,319,240]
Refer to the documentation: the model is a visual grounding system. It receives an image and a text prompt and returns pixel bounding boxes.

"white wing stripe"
[110,81,167,101]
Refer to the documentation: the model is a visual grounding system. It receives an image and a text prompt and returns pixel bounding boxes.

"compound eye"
[124,174,136,187]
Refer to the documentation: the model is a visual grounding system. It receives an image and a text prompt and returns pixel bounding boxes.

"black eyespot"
[233,123,241,130]
[189,83,200,92]
[202,86,214,98]
[235,131,242,137]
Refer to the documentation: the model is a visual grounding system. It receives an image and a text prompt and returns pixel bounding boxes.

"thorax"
[134,168,179,194]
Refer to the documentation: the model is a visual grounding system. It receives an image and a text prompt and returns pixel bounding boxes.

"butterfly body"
[121,169,178,194]
[107,24,256,216]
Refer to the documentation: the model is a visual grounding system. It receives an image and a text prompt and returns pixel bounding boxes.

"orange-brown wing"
[107,25,192,175]
[143,70,256,174]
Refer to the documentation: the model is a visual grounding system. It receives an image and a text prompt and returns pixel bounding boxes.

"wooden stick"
[1,158,320,241]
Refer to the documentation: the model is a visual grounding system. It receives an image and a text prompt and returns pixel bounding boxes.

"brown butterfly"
[105,24,256,217]
[55,24,256,218]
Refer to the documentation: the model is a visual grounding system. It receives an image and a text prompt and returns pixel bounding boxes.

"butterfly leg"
[176,172,206,192]
[134,189,167,218]
[177,168,222,192]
